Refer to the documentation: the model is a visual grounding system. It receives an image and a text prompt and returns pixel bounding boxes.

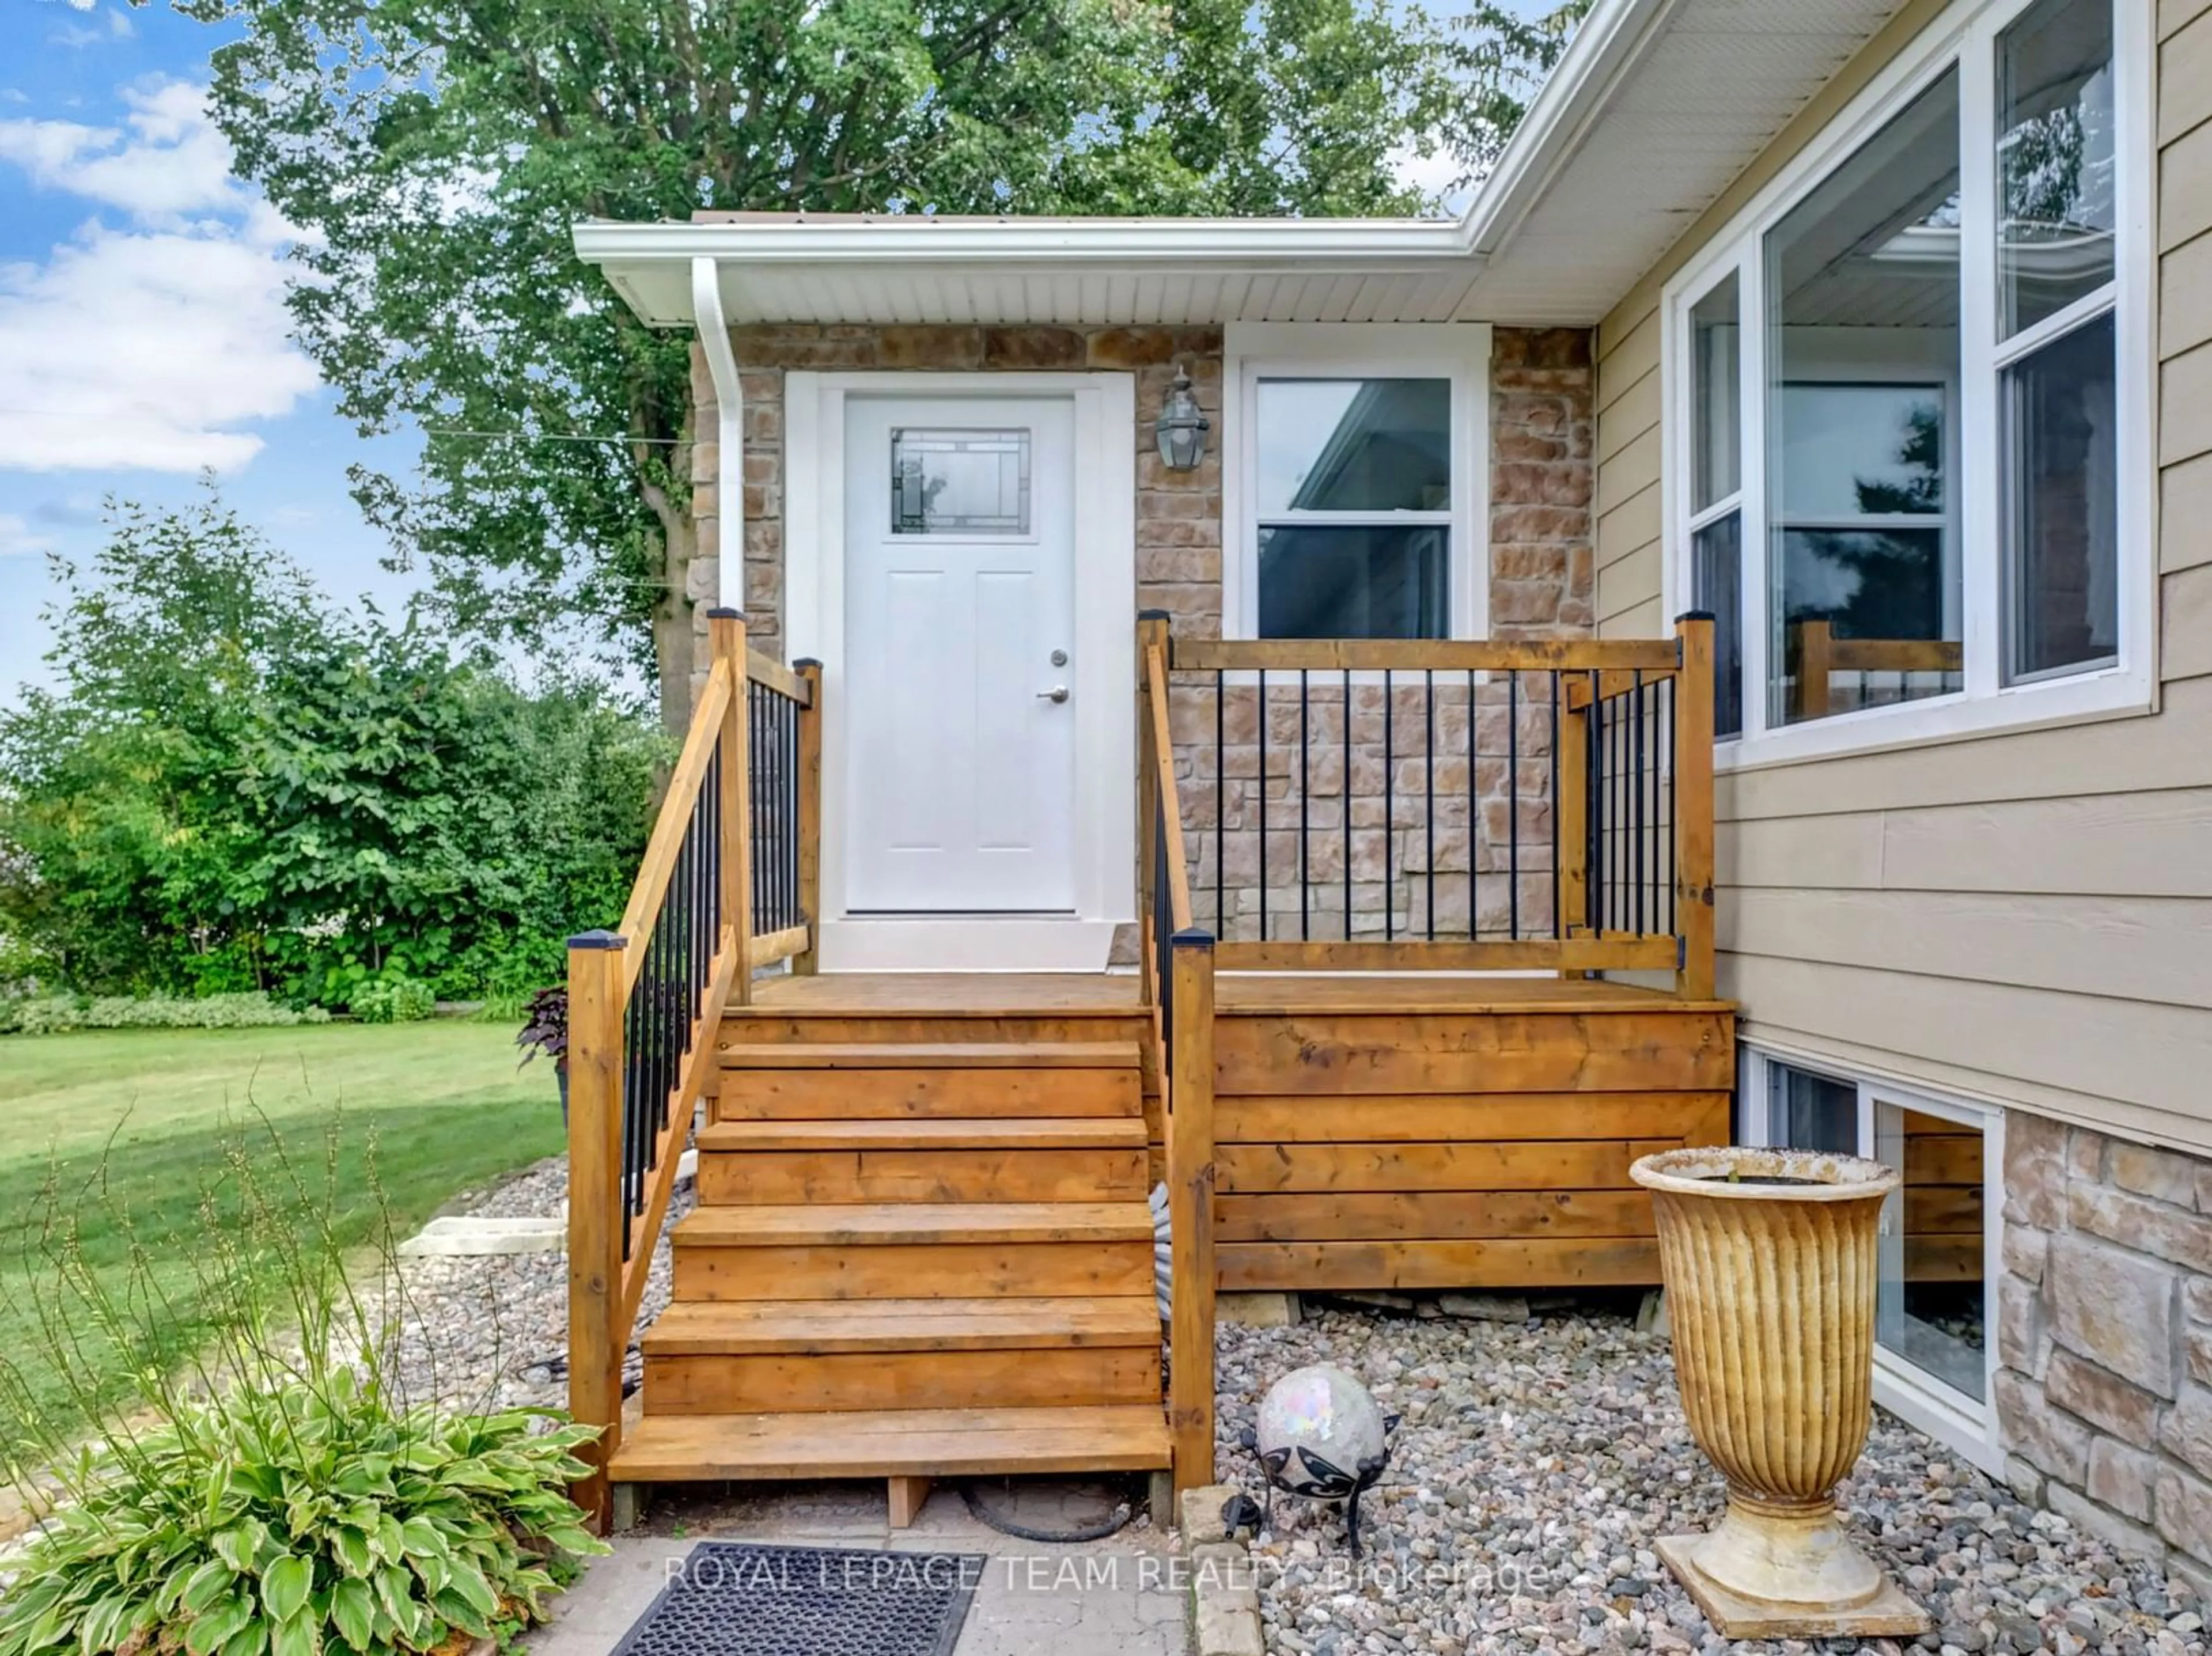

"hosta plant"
[0,1121,605,1656]
[0,1372,604,1656]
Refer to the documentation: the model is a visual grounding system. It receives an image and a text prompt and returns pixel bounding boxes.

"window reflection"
[1877,1102,1987,1401]
[1764,70,1962,726]
[1998,0,2116,338]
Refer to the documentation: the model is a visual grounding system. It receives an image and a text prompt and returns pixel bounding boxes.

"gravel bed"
[1219,1303,2211,1656]
[369,1155,690,1414]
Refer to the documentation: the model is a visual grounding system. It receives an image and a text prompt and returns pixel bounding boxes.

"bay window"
[1671,0,2145,757]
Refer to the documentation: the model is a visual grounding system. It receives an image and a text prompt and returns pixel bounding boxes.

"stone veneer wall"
[682,321,1594,946]
[2001,1115,2212,1584]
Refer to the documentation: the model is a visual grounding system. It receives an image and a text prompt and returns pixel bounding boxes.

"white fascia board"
[574,214,1475,272]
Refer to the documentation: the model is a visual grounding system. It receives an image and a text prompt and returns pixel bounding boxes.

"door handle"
[1037,685,1070,703]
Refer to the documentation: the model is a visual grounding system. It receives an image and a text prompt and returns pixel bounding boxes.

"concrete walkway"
[523,1480,1187,1656]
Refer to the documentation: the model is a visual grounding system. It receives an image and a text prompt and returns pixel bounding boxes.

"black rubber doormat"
[608,1542,988,1656]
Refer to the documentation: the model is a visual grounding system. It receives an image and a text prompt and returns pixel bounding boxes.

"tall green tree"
[0,488,662,1003]
[190,0,1588,733]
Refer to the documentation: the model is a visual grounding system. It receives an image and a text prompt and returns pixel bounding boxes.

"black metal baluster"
[1591,681,1606,936]
[1424,669,1435,941]
[1259,670,1268,945]
[1300,669,1310,941]
[1342,670,1353,940]
[1632,672,1645,936]
[1508,669,1520,941]
[1383,671,1394,943]
[788,694,800,927]
[1215,670,1225,937]
[746,687,759,933]
[1665,676,1677,936]
[1468,670,1478,939]
[1549,672,1561,940]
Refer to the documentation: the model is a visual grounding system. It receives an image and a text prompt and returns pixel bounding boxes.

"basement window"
[1741,1049,2003,1472]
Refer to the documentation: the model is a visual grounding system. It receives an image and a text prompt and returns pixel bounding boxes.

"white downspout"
[691,256,743,609]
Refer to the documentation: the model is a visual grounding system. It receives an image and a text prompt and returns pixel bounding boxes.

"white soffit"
[1464,0,1915,324]
[574,0,1912,330]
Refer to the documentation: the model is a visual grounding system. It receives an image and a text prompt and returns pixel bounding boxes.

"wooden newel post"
[1167,927,1217,1499]
[1135,612,1172,1010]
[1674,612,1717,1002]
[564,929,628,1532]
[707,608,753,1005]
[793,659,824,976]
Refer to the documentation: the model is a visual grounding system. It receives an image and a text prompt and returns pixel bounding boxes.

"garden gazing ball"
[1243,1363,1397,1555]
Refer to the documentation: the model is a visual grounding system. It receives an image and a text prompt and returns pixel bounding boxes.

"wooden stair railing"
[1137,612,1212,1500]
[565,607,820,1529]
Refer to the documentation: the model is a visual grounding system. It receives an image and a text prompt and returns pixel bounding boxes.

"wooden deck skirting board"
[1209,991,1736,1293]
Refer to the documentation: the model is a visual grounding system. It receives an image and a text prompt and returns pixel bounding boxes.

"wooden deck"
[745,969,1714,1014]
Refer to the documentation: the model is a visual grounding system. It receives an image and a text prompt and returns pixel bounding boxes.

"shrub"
[0,1119,606,1656]
[0,992,331,1036]
[0,1379,600,1656]
[348,975,436,1025]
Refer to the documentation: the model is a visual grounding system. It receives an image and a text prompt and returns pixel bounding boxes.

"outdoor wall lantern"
[1154,365,1210,471]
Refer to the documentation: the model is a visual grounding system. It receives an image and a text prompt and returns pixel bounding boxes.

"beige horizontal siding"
[1582,0,2212,1149]
[1593,290,1661,641]
[2164,452,2212,569]
[1727,888,2212,1010]
[1720,953,2212,1155]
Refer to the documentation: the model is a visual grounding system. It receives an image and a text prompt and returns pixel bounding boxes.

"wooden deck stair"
[606,992,1172,1517]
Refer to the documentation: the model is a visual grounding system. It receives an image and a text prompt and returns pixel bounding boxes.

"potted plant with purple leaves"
[516,986,570,1123]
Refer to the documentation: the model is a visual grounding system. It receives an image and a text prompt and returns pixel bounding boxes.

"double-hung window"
[1225,324,1491,640]
[1668,0,2146,759]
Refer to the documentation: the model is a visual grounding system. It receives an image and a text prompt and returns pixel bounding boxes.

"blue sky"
[0,0,425,706]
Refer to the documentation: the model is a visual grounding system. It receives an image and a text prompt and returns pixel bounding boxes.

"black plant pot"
[556,1062,570,1129]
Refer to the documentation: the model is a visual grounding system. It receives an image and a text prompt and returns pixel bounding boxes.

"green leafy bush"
[347,975,437,1025]
[0,488,662,1010]
[0,992,332,1036]
[0,1379,600,1656]
[0,1119,605,1656]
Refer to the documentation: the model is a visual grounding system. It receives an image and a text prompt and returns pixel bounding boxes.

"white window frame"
[1222,323,1493,643]
[1740,1044,2006,1474]
[1660,0,2154,771]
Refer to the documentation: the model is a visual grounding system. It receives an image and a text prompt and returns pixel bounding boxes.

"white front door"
[842,396,1080,914]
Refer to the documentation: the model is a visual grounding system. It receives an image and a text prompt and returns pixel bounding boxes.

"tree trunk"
[646,508,699,739]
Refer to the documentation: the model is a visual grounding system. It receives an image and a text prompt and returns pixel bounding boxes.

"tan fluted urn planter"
[1631,1146,1930,1640]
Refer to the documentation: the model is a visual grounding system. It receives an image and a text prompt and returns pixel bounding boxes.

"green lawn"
[0,1021,567,1450]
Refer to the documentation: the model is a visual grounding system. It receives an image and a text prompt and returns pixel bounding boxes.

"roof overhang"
[575,0,1912,330]
[578,215,1489,330]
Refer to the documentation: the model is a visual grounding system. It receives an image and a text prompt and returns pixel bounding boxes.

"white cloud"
[0,82,319,474]
[1389,142,1474,215]
[49,9,135,47]
[0,82,242,217]
[0,514,54,557]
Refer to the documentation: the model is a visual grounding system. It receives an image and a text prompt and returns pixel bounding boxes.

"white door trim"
[785,370,1138,972]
